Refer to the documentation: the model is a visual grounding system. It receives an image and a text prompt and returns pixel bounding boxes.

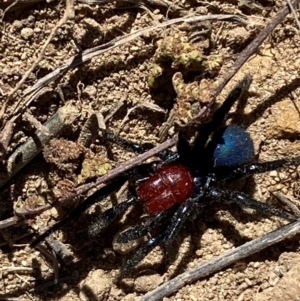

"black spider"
[31,75,300,279]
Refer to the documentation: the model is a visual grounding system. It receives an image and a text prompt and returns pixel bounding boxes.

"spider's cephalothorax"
[31,75,300,279]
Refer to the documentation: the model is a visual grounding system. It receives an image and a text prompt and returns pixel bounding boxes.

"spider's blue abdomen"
[212,125,254,168]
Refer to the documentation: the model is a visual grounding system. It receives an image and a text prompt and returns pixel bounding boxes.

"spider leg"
[30,162,157,248]
[207,187,297,221]
[116,210,171,243]
[88,196,137,237]
[101,129,177,161]
[119,233,165,279]
[163,197,204,248]
[118,197,205,278]
[218,156,300,182]
[209,75,252,130]
[101,129,154,154]
[193,74,252,154]
[30,177,128,248]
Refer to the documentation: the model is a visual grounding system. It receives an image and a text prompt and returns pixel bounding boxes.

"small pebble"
[21,28,34,40]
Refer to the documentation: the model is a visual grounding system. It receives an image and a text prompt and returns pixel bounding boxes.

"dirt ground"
[1,0,300,300]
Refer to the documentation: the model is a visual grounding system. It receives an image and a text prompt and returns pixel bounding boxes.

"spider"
[31,74,300,279]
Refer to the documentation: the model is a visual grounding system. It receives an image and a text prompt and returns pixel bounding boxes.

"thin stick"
[272,191,300,217]
[0,216,19,229]
[287,0,300,30]
[0,266,33,273]
[0,114,19,159]
[141,219,300,301]
[1,0,18,20]
[1,104,79,189]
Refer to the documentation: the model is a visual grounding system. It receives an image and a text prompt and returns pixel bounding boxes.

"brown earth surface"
[1,1,300,300]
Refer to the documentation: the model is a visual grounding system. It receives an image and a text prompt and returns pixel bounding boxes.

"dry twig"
[287,0,300,30]
[272,191,300,217]
[0,216,19,229]
[0,115,19,160]
[0,266,33,273]
[0,104,79,189]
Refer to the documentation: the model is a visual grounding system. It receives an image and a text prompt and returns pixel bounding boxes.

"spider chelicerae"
[31,75,300,279]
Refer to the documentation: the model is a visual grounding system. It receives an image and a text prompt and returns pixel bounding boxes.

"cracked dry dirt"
[1,1,300,300]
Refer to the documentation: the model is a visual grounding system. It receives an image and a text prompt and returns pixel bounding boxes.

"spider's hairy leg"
[118,233,165,279]
[101,129,154,154]
[100,128,177,161]
[30,162,157,248]
[193,74,252,153]
[219,156,300,182]
[163,197,203,249]
[117,198,204,278]
[116,210,171,243]
[30,177,128,248]
[207,187,297,221]
[210,74,252,127]
[88,196,137,237]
